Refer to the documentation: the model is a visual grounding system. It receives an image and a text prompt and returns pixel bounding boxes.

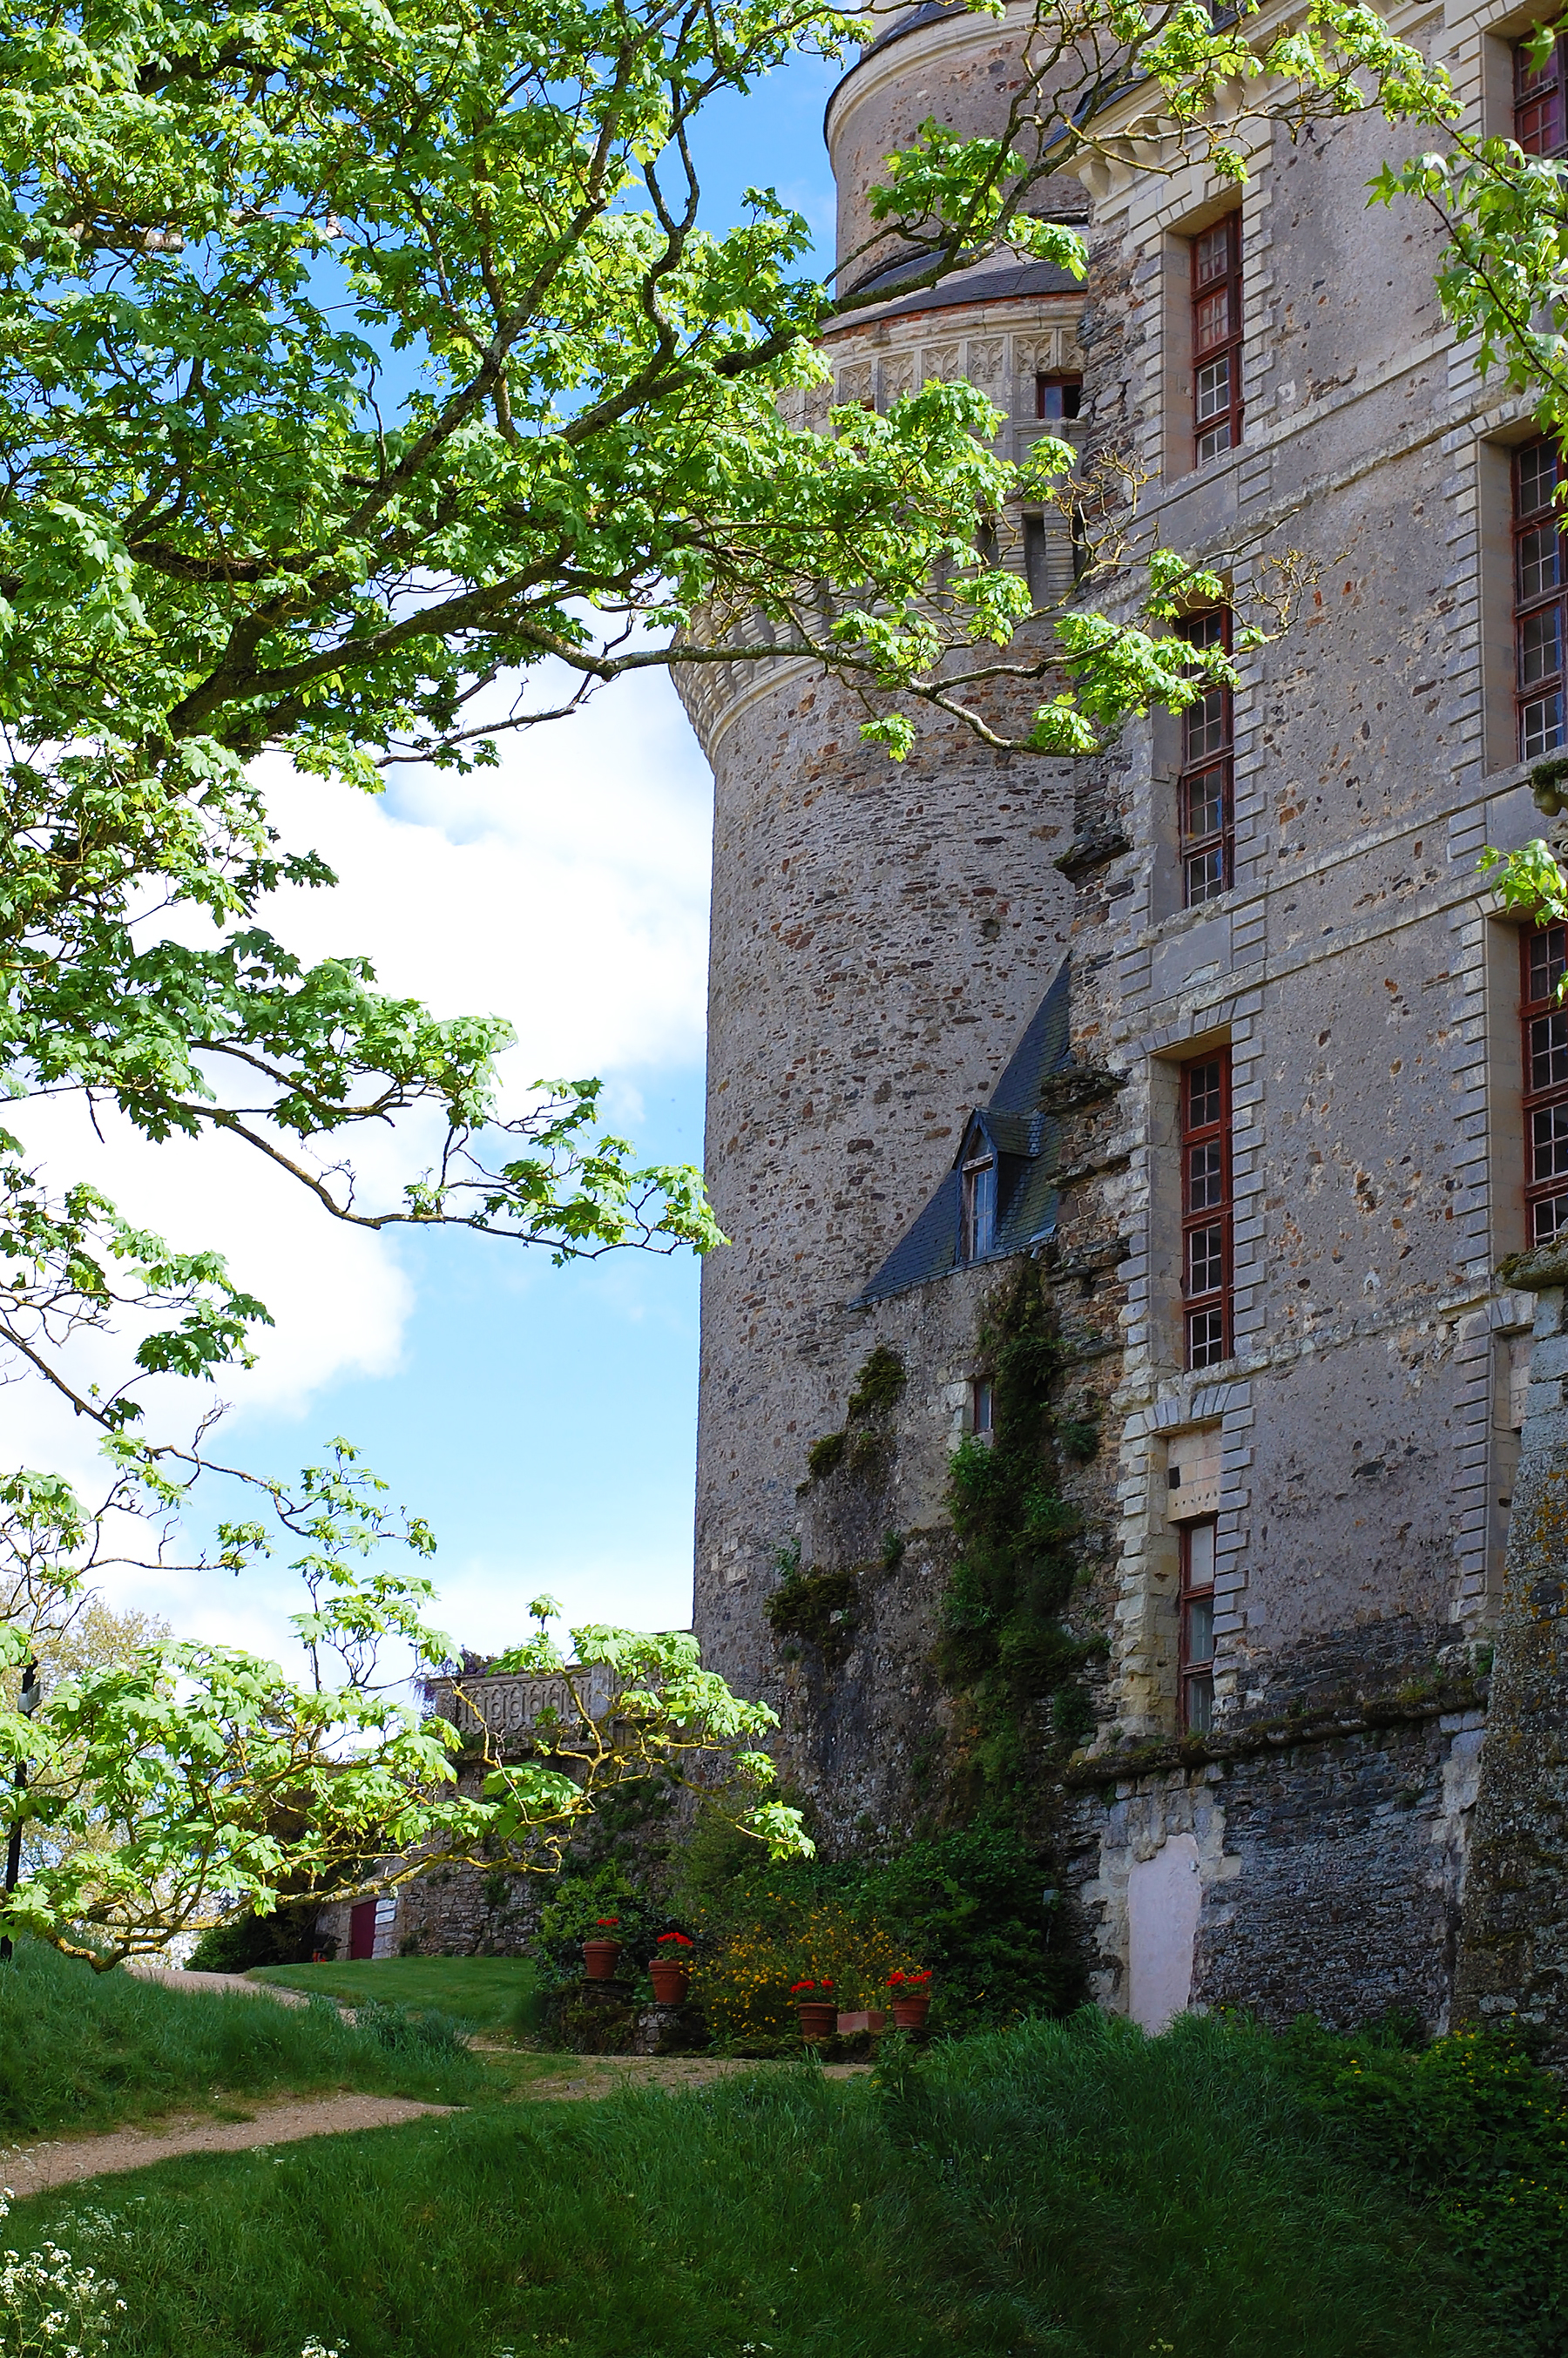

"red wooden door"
[349,1899,377,1960]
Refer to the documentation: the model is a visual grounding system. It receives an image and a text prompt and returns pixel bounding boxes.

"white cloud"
[253,664,713,1084]
[3,666,714,1660]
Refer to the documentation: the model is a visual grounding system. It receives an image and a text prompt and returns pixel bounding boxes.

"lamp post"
[1,1660,40,1964]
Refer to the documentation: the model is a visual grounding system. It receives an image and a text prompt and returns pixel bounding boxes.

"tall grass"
[15,2012,1489,2358]
[251,1957,544,2036]
[0,1940,483,2136]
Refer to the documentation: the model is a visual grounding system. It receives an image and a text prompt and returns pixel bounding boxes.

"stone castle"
[674,0,1568,2042]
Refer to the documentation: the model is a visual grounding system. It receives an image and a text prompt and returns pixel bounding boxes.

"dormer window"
[961,1149,997,1261]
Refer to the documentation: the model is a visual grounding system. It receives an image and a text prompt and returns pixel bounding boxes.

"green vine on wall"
[936,1260,1103,1813]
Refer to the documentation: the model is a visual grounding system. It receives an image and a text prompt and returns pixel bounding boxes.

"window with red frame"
[1515,440,1568,761]
[1181,1051,1232,1370]
[1179,610,1233,906]
[1523,923,1568,1246]
[1191,215,1242,468]
[1517,28,1568,158]
[1179,1519,1216,1733]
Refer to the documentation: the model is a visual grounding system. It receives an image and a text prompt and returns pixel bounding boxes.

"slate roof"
[852,959,1072,1306]
[829,246,1085,328]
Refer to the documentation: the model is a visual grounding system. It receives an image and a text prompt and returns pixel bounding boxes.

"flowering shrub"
[693,1898,902,2046]
[0,2195,124,2358]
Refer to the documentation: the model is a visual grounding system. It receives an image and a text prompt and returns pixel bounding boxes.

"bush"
[187,1901,333,1973]
[533,1860,666,1989]
[693,1896,905,2048]
[671,1814,1072,2034]
[1278,2017,1568,2355]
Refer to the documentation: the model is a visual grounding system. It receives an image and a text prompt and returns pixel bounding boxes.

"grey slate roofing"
[831,245,1085,328]
[852,958,1071,1306]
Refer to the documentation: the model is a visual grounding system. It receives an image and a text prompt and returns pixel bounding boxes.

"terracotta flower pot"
[890,1995,930,2030]
[795,2000,837,2042]
[583,1938,622,1981]
[649,1960,691,2004]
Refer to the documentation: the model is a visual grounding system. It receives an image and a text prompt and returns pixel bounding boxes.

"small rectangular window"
[1177,609,1233,906]
[1515,439,1568,760]
[1191,215,1243,467]
[1179,1519,1217,1733]
[1036,375,1082,421]
[962,1153,997,1261]
[1517,30,1568,157]
[1180,1051,1232,1369]
[1523,924,1568,1243]
[972,1377,995,1437]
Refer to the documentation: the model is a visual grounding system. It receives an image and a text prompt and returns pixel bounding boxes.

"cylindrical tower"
[679,5,1092,1840]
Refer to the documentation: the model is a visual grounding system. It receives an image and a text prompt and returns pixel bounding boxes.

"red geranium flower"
[789,1979,817,1995]
[887,1970,905,1987]
[658,1931,693,1946]
[595,1918,620,1929]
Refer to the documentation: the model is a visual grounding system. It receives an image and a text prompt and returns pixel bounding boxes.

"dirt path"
[517,2056,873,2101]
[121,1963,311,2006]
[1,2092,458,2197]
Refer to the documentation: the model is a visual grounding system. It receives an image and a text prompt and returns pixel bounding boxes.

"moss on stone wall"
[765,1557,862,1666]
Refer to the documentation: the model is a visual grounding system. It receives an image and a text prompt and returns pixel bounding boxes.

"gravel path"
[121,1963,311,2006]
[2,2093,457,2196]
[518,2057,872,2101]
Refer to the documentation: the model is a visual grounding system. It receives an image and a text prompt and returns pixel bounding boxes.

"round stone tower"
[678,5,1092,1840]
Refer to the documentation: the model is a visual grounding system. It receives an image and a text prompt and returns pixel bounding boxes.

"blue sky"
[27,48,847,1665]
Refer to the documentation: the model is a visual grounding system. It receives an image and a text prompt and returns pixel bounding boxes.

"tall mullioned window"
[1191,214,1242,467]
[1179,609,1233,906]
[1179,1519,1217,1733]
[1516,29,1568,157]
[1515,440,1568,760]
[1523,923,1568,1245]
[1181,1051,1232,1369]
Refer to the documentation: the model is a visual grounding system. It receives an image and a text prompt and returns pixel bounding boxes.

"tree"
[0,0,1451,1955]
[0,1451,808,1965]
[1371,21,1568,919]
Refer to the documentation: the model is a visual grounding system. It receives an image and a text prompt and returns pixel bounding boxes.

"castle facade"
[679,0,1568,2036]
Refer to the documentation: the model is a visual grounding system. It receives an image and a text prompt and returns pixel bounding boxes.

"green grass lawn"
[10,2014,1493,2358]
[0,1938,486,2138]
[247,1954,543,2034]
